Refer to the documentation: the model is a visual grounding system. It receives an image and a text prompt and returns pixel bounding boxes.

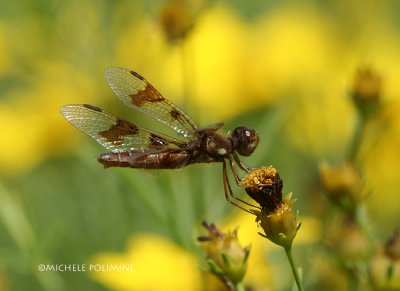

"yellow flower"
[254,5,355,157]
[189,5,257,120]
[0,61,99,176]
[90,234,202,291]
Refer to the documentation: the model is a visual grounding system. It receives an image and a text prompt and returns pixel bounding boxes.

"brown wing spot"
[83,104,102,112]
[149,134,168,148]
[130,70,145,81]
[170,109,181,120]
[99,118,139,145]
[130,85,165,107]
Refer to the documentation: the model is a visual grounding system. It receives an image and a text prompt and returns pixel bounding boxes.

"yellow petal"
[90,234,202,291]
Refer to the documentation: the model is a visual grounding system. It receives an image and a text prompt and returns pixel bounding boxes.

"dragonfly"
[61,67,259,208]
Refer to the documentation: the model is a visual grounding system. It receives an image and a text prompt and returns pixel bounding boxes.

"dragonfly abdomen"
[97,150,191,169]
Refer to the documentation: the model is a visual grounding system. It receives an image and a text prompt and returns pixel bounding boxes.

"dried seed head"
[241,166,283,212]
[242,166,278,191]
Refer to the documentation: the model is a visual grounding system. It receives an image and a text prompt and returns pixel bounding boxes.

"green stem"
[235,281,246,291]
[347,115,365,162]
[284,246,304,291]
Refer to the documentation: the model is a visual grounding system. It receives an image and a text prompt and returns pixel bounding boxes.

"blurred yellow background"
[1,1,400,290]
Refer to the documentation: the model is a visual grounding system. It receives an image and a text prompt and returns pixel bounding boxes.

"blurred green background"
[1,0,400,290]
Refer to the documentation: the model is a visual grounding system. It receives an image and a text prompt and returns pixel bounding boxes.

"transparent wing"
[61,104,184,152]
[104,67,197,138]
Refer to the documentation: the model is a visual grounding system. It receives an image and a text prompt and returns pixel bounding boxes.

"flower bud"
[254,194,299,249]
[319,161,363,210]
[369,247,400,290]
[353,67,382,102]
[351,67,382,118]
[325,215,370,261]
[385,230,400,261]
[160,0,202,43]
[198,222,250,285]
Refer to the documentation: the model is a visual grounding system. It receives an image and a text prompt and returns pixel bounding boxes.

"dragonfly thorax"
[202,133,233,159]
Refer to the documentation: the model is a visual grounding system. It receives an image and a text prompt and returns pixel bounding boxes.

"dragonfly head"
[230,126,259,157]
